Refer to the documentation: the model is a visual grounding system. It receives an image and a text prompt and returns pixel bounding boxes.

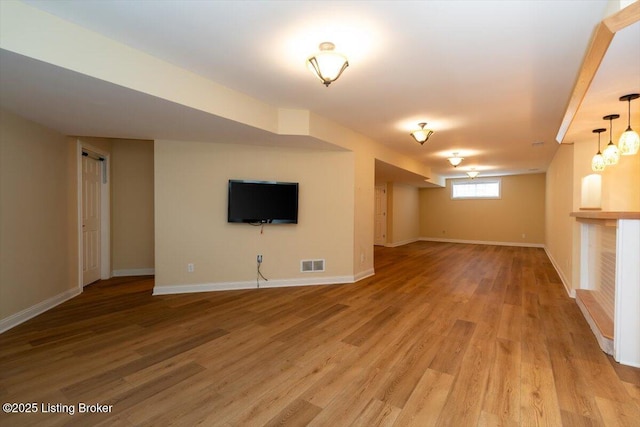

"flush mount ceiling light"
[591,128,607,172]
[602,114,620,166]
[618,94,640,155]
[410,122,434,145]
[307,42,349,87]
[467,169,479,179]
[447,152,464,167]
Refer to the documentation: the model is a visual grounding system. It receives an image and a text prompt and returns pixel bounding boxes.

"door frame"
[76,140,111,291]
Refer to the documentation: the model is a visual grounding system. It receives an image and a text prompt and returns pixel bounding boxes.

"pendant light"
[618,94,640,155]
[447,152,464,167]
[307,42,349,87]
[466,168,479,179]
[410,123,434,144]
[602,114,620,165]
[591,128,606,172]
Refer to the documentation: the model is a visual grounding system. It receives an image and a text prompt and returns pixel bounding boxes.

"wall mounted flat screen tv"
[228,180,299,224]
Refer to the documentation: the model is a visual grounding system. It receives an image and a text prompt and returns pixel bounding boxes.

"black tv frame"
[227,179,299,224]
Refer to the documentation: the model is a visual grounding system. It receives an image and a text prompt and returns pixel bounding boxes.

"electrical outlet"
[187,263,194,273]
[257,255,263,263]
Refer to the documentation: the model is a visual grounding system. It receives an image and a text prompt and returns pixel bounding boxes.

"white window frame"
[451,177,502,200]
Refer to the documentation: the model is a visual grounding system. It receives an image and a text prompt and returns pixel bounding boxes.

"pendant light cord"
[598,131,602,152]
[609,117,613,144]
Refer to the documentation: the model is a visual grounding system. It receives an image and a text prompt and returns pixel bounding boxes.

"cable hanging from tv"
[257,256,268,288]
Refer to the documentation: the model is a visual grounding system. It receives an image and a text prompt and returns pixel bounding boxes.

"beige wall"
[154,140,355,289]
[545,144,575,291]
[0,109,77,322]
[544,138,640,296]
[573,139,640,211]
[353,150,375,274]
[552,139,640,295]
[77,136,112,155]
[420,174,546,244]
[2,2,440,287]
[111,139,154,273]
[388,183,420,246]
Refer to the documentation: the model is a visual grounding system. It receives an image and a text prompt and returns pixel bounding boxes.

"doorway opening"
[77,141,110,289]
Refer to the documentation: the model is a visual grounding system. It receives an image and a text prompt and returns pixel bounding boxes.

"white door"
[82,154,101,286]
[374,184,387,246]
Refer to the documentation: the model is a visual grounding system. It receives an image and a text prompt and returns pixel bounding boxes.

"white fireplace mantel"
[571,211,640,367]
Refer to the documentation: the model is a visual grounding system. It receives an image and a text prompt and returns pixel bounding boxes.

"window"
[451,178,501,200]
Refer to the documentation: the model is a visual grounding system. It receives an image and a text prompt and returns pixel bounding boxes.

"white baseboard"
[112,268,155,277]
[420,237,544,248]
[0,288,80,334]
[153,274,361,296]
[543,247,574,298]
[354,268,375,282]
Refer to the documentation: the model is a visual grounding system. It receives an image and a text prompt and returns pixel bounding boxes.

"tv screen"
[228,180,299,224]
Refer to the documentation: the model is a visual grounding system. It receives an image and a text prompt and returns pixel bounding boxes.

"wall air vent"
[301,259,325,273]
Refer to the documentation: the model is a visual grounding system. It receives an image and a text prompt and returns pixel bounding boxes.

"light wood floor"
[1,242,639,426]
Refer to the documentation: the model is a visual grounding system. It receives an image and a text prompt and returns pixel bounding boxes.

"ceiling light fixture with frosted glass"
[410,122,434,144]
[447,152,464,167]
[467,168,479,179]
[307,42,349,87]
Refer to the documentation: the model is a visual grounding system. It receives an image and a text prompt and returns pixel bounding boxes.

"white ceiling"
[2,0,638,184]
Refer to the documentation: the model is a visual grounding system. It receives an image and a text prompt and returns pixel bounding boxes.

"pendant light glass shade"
[618,94,640,155]
[619,128,640,155]
[410,123,434,144]
[602,114,620,165]
[592,153,606,172]
[447,152,464,167]
[591,128,606,173]
[592,155,606,172]
[307,42,349,87]
[467,169,479,179]
[603,143,620,165]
